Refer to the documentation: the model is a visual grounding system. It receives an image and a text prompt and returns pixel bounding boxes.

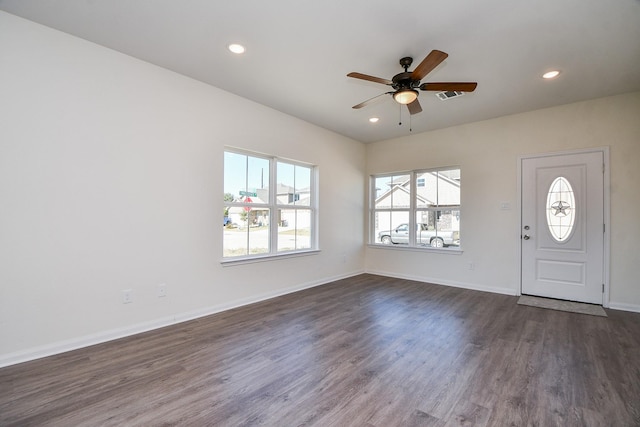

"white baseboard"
[0,270,364,368]
[368,270,640,313]
[5,269,635,368]
[607,301,640,313]
[0,316,179,369]
[366,269,518,296]
[170,270,364,325]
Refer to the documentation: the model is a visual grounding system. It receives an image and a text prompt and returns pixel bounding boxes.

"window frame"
[222,148,318,264]
[369,167,462,252]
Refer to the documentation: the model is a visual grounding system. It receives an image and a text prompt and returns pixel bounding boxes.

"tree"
[223,193,234,216]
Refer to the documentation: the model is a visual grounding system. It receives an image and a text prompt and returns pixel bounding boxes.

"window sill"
[220,249,321,266]
[367,243,463,255]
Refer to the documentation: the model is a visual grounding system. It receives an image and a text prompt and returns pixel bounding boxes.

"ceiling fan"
[347,50,477,115]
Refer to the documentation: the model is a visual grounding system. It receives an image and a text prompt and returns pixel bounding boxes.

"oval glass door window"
[546,176,576,242]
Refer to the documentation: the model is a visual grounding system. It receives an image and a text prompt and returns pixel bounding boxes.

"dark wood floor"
[1,274,639,426]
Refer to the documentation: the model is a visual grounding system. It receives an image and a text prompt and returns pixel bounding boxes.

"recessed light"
[369,117,379,123]
[542,70,561,79]
[228,43,246,54]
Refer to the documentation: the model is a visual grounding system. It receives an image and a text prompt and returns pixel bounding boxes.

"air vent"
[436,91,464,100]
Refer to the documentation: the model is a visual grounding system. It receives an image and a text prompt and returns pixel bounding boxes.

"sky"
[224,151,310,201]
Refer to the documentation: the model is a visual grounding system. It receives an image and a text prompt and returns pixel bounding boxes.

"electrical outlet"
[122,289,133,304]
[157,283,167,298]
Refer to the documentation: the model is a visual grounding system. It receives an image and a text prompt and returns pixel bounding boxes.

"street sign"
[239,191,257,197]
[244,196,253,211]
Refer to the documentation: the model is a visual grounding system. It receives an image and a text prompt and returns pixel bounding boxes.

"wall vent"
[436,91,464,100]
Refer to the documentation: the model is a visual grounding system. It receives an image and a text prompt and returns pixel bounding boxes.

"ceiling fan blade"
[411,50,448,81]
[352,92,392,109]
[347,72,393,85]
[420,82,478,92]
[407,98,422,115]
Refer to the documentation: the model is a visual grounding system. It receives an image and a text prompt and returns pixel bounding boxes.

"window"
[371,168,461,249]
[223,149,316,259]
[546,176,575,242]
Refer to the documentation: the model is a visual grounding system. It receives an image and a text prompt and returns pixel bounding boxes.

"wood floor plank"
[1,274,640,426]
[443,399,490,427]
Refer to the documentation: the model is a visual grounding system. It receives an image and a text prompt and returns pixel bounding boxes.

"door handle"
[523,235,530,240]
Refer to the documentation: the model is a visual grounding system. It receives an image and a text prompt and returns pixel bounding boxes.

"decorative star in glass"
[551,200,570,216]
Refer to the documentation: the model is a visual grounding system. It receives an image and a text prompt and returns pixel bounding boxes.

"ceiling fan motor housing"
[392,72,420,90]
[393,58,421,90]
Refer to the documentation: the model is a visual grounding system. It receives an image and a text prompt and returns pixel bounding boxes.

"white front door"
[521,151,604,304]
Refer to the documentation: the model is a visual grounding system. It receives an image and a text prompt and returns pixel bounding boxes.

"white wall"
[366,91,640,310]
[0,12,366,366]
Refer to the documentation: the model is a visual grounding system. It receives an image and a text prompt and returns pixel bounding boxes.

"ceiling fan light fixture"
[393,89,418,105]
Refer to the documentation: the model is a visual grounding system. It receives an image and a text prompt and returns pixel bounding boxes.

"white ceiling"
[2,0,639,143]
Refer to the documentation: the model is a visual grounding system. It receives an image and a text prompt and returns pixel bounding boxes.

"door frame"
[517,147,611,307]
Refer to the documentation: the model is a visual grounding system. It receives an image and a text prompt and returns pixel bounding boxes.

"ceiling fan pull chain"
[398,104,402,126]
[410,113,412,132]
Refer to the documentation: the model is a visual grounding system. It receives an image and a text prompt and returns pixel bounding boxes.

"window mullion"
[269,157,278,254]
[369,177,375,244]
[311,167,317,249]
[409,171,416,246]
[244,156,250,254]
[293,166,297,246]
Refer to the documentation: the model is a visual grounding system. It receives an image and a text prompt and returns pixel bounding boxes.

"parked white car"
[378,223,459,247]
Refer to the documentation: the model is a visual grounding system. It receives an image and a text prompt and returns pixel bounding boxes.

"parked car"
[223,216,232,226]
[378,223,459,247]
